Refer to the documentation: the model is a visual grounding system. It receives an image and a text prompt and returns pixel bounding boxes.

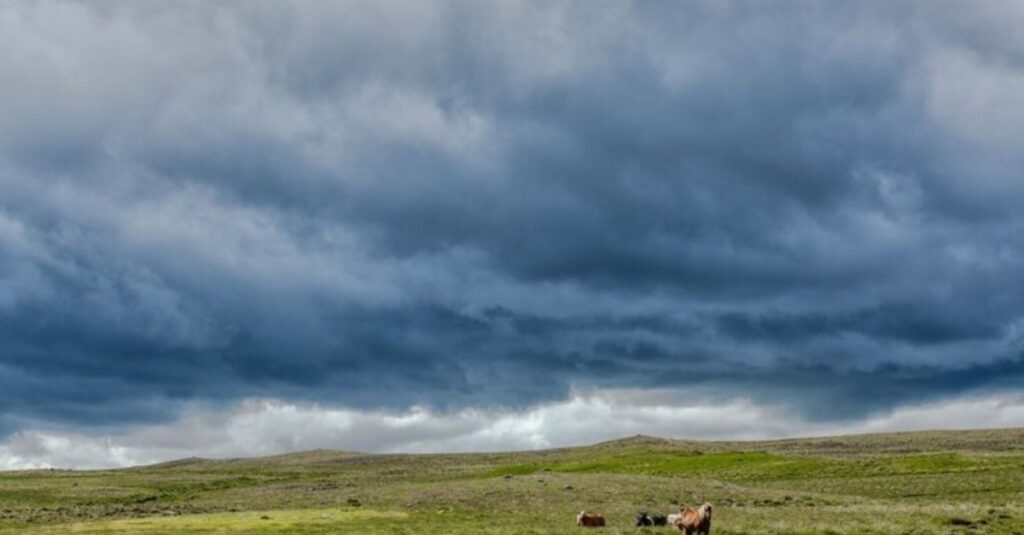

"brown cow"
[576,511,606,527]
[674,502,712,534]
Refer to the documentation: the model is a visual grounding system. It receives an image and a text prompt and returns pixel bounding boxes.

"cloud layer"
[2,1,1024,461]
[5,390,1024,470]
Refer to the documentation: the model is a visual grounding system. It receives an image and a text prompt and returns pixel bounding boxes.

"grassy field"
[2,428,1024,533]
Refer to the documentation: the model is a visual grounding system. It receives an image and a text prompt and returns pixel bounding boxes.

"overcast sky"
[2,0,1024,468]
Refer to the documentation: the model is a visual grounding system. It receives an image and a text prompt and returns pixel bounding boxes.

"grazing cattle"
[667,513,681,525]
[697,503,712,534]
[576,511,606,527]
[651,514,668,526]
[635,512,654,527]
[674,503,712,535]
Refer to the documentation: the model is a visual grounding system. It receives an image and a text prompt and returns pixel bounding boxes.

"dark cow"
[636,512,668,527]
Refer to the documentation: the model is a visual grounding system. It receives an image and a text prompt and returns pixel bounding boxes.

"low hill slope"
[2,428,1024,533]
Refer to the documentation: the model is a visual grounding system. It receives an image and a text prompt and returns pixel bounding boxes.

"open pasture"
[2,429,1024,533]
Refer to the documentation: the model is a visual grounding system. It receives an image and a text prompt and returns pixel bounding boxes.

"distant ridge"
[134,427,1024,471]
[133,448,367,470]
[592,434,674,447]
[138,456,217,470]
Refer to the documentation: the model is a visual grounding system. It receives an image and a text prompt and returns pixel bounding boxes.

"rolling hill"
[2,428,1023,533]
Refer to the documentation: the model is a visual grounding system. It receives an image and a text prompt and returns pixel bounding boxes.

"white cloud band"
[3,389,1024,470]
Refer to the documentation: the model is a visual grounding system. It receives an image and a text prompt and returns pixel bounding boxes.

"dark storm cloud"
[2,0,1024,435]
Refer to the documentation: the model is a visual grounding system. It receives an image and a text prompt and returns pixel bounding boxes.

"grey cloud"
[1,1,1024,440]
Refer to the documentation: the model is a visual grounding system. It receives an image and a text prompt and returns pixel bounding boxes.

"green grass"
[26,508,407,534]
[485,451,791,478]
[2,429,1024,533]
